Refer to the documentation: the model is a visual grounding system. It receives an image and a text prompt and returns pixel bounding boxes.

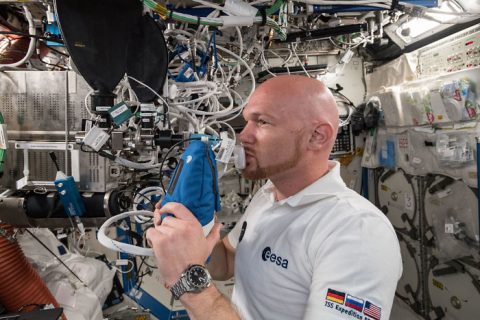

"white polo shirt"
[228,161,402,320]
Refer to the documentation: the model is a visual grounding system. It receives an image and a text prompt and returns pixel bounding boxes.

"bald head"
[247,75,339,149]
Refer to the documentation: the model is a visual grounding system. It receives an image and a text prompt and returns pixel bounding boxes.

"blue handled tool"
[50,152,85,233]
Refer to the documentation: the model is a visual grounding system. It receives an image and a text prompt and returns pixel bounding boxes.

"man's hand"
[146,202,222,288]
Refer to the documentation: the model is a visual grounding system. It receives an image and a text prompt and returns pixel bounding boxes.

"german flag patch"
[326,288,346,305]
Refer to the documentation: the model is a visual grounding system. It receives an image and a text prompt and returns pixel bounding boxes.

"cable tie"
[197,16,201,26]
[259,7,267,26]
[168,10,174,21]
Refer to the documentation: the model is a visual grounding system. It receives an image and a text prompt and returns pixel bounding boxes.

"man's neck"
[271,162,331,201]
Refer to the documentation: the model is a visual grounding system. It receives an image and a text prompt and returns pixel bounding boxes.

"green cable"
[0,112,5,177]
[143,0,286,39]
[264,0,285,16]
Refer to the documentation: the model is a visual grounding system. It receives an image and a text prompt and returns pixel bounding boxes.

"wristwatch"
[170,264,212,300]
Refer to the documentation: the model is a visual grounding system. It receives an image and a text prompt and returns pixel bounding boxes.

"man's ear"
[309,123,334,150]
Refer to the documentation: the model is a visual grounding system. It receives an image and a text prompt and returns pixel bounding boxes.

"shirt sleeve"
[303,214,402,320]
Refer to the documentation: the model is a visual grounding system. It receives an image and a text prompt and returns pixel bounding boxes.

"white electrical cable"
[0,6,36,69]
[290,44,312,77]
[127,76,170,108]
[212,89,245,123]
[97,210,155,256]
[83,90,96,119]
[170,81,219,106]
[217,44,255,107]
[299,1,391,9]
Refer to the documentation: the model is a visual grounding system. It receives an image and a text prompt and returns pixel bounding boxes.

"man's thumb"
[206,222,222,252]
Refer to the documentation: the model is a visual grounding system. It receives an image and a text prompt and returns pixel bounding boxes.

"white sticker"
[445,223,454,234]
[110,103,129,118]
[15,142,71,150]
[84,120,93,133]
[184,67,194,79]
[96,106,111,112]
[216,138,236,163]
[404,193,413,211]
[56,233,67,240]
[140,104,156,112]
[0,124,7,149]
[412,157,422,164]
[142,118,151,123]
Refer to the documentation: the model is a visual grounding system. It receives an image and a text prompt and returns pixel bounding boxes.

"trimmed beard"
[242,141,301,180]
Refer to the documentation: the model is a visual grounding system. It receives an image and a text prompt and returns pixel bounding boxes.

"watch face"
[187,265,210,288]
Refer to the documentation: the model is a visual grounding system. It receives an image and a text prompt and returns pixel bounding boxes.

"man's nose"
[239,123,254,144]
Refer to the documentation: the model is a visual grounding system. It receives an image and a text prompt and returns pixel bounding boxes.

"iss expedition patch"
[324,288,382,320]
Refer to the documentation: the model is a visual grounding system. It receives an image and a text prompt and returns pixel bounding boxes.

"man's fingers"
[146,227,160,247]
[156,202,197,221]
[154,211,162,226]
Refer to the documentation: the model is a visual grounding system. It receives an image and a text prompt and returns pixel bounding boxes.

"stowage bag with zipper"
[161,140,221,235]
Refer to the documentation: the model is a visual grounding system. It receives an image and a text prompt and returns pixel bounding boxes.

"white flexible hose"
[0,6,36,69]
[97,210,155,256]
[114,156,162,170]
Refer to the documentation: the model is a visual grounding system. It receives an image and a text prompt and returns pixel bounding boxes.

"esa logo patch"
[324,288,381,320]
[261,246,288,269]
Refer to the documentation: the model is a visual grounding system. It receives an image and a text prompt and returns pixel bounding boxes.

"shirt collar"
[261,161,349,207]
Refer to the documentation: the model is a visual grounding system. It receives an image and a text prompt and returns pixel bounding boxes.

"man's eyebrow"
[247,111,276,120]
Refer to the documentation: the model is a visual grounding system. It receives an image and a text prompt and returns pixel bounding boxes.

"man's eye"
[257,119,267,125]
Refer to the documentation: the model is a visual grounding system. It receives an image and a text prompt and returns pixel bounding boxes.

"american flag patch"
[345,294,364,312]
[364,301,381,320]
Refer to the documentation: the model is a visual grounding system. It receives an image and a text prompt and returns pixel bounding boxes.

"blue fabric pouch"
[161,140,221,235]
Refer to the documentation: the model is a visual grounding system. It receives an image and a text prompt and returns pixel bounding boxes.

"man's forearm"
[180,285,241,320]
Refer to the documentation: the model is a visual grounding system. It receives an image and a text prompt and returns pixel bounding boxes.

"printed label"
[445,223,454,234]
[110,103,129,118]
[216,138,235,163]
[15,142,70,150]
[84,120,93,132]
[140,104,156,112]
[184,67,194,79]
